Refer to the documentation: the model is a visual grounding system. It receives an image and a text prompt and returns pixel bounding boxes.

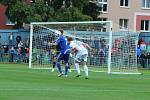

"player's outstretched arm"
[83,43,93,51]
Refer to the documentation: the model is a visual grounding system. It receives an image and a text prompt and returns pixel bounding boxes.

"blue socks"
[56,62,62,74]
[65,66,69,75]
[56,62,69,76]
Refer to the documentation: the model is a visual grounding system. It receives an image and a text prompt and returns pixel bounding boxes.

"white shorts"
[75,51,88,62]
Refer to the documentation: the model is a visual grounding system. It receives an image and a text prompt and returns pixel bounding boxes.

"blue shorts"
[57,52,70,63]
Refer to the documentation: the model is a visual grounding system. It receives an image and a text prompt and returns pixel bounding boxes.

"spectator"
[25,47,30,63]
[16,34,22,45]
[140,51,146,68]
[139,41,146,68]
[94,36,100,49]
[145,42,150,68]
[18,41,23,48]
[137,45,141,65]
[89,49,94,65]
[3,43,8,53]
[140,41,146,53]
[0,47,3,62]
[25,37,30,48]
[100,37,106,49]
[146,42,150,53]
[9,47,15,62]
[99,49,105,66]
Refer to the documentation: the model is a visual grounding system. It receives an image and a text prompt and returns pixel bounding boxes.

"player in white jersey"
[67,37,92,79]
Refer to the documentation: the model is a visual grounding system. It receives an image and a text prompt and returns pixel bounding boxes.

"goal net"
[29,21,141,74]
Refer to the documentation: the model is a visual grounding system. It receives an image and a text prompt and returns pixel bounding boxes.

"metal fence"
[0,29,29,64]
[137,58,150,69]
[0,30,150,69]
[0,52,29,63]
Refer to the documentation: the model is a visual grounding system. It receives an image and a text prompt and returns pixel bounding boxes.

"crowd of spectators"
[82,36,108,66]
[1,32,150,68]
[0,35,30,63]
[137,39,150,68]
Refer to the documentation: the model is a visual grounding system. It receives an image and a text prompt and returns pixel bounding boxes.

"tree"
[49,0,90,11]
[0,0,33,28]
[83,1,101,20]
[0,0,55,28]
[55,8,72,22]
[70,7,92,21]
[50,0,63,11]
[55,7,92,22]
[50,0,100,21]
[0,0,99,29]
[71,0,89,11]
[0,0,20,6]
[6,1,33,28]
[31,0,54,22]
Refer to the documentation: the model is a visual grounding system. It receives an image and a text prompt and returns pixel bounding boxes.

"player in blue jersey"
[51,44,72,73]
[50,29,70,77]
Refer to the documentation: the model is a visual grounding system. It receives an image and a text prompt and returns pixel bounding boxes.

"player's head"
[59,29,64,35]
[67,37,73,43]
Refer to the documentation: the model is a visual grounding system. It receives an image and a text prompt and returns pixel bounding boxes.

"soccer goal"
[29,21,141,74]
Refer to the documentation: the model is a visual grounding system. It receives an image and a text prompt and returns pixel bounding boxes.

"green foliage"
[71,0,89,10]
[55,7,92,22]
[6,1,33,28]
[55,8,72,22]
[31,0,54,22]
[50,0,63,11]
[0,0,99,28]
[0,0,20,6]
[26,14,43,23]
[83,2,101,20]
[69,7,92,21]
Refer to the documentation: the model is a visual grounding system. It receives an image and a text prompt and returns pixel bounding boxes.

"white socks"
[75,63,88,77]
[83,65,88,77]
[75,63,80,75]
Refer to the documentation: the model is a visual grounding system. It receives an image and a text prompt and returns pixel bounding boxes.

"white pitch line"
[0,67,107,73]
[0,89,150,93]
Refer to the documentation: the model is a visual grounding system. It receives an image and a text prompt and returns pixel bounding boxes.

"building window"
[120,0,129,7]
[98,0,108,13]
[119,19,129,30]
[141,20,150,31]
[97,18,107,32]
[142,0,150,8]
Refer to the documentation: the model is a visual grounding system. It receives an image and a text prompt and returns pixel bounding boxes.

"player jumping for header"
[67,37,93,79]
[50,29,70,77]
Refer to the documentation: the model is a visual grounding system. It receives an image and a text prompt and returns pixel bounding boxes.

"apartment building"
[98,0,150,32]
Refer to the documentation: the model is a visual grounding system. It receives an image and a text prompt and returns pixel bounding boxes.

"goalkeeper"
[67,37,92,79]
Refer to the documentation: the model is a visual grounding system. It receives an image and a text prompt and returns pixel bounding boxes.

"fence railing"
[0,52,150,69]
[0,52,29,64]
[137,58,150,69]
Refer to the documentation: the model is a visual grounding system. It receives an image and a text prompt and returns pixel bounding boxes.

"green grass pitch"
[0,64,150,100]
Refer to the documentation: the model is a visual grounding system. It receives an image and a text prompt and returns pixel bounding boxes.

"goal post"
[29,24,33,69]
[29,21,141,74]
